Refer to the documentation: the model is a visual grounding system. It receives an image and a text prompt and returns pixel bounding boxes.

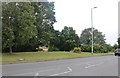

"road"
[2,55,118,76]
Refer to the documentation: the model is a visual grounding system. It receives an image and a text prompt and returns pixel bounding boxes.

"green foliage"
[81,45,91,52]
[32,2,56,46]
[79,28,110,53]
[2,2,37,53]
[48,46,59,51]
[93,44,101,53]
[113,44,118,49]
[93,44,108,53]
[58,26,80,51]
[118,37,120,48]
[80,28,106,45]
[73,47,81,53]
[2,2,56,52]
[2,2,112,53]
[81,44,113,53]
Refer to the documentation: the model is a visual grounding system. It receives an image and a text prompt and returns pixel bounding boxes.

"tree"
[80,28,106,45]
[49,30,61,51]
[32,2,56,46]
[79,28,107,52]
[2,2,37,53]
[58,26,79,51]
[113,44,118,49]
[2,1,57,52]
[118,37,120,48]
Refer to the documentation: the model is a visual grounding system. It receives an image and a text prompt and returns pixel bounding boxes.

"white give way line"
[50,67,72,76]
[85,62,104,68]
[34,67,72,77]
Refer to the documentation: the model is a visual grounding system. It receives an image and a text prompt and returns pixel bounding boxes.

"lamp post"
[91,7,97,54]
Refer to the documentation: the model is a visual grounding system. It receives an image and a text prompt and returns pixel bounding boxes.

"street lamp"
[91,7,97,54]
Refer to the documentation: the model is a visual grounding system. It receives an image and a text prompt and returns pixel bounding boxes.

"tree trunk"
[9,47,12,54]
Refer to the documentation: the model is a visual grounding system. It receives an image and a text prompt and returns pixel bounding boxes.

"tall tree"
[32,2,56,46]
[59,26,79,51]
[80,28,106,45]
[2,2,37,53]
[49,30,61,49]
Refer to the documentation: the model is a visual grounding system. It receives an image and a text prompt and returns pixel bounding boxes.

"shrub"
[100,46,108,53]
[48,46,59,51]
[93,44,101,53]
[81,45,91,52]
[80,44,113,53]
[73,47,81,53]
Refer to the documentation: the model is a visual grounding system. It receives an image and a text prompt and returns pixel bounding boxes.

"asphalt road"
[2,55,118,76]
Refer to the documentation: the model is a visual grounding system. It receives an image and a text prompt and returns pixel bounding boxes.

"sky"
[49,0,119,46]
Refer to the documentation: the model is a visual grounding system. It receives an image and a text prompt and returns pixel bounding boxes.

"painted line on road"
[3,56,116,76]
[35,73,39,76]
[50,67,72,76]
[34,73,39,78]
[14,67,62,76]
[85,62,104,68]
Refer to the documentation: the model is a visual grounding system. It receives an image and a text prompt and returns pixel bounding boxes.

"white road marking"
[85,62,104,68]
[68,67,72,71]
[85,65,95,68]
[14,67,62,76]
[34,73,39,76]
[34,73,39,78]
[4,56,115,76]
[50,67,72,76]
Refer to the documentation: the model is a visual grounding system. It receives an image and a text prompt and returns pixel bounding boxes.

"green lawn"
[1,52,113,63]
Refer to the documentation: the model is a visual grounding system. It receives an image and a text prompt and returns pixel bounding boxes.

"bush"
[81,45,91,52]
[48,46,59,51]
[73,47,81,53]
[100,45,108,53]
[93,44,101,53]
[80,44,113,53]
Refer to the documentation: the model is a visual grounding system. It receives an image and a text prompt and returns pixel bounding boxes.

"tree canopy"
[58,26,79,51]
[80,28,106,45]
[2,2,113,53]
[2,2,37,53]
[2,2,56,52]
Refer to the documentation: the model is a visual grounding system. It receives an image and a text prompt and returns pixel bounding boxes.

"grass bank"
[2,52,113,64]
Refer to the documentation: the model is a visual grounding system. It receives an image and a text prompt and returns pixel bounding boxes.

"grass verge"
[1,51,113,64]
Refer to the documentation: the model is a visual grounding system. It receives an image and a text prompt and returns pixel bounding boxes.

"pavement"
[2,55,118,76]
